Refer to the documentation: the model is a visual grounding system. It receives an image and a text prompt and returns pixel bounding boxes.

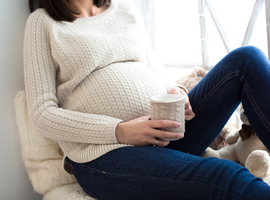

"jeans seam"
[194,71,242,114]
[241,76,270,132]
[80,163,107,174]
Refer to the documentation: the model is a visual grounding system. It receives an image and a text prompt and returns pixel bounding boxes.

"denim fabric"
[70,46,270,200]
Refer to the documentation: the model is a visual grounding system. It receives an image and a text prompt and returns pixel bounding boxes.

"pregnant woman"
[25,0,270,199]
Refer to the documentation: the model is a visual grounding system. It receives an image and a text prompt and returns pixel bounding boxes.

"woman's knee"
[228,46,269,73]
[233,46,263,57]
[234,46,267,64]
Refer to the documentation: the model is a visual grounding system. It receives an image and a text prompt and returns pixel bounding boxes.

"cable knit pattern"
[23,0,170,165]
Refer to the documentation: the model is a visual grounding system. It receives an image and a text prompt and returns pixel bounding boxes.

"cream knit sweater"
[24,0,181,165]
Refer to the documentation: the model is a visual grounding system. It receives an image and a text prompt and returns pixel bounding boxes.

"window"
[141,0,268,67]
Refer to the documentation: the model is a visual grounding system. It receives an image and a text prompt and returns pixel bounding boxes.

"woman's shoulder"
[27,8,52,21]
[26,8,55,30]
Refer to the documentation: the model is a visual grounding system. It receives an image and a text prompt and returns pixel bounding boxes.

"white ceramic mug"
[150,93,186,140]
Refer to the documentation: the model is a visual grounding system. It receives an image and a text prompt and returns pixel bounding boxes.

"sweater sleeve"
[23,10,122,144]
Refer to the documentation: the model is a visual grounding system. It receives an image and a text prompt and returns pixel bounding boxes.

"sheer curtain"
[140,0,268,67]
[129,0,157,52]
[141,0,159,54]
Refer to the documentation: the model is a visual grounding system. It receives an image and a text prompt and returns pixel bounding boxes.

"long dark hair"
[29,0,110,22]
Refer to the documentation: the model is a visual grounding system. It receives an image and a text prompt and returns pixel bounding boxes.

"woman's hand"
[169,87,195,121]
[115,115,184,147]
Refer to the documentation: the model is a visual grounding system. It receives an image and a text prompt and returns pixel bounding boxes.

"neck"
[69,0,108,18]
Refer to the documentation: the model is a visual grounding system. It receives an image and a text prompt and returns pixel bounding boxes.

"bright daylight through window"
[143,0,268,68]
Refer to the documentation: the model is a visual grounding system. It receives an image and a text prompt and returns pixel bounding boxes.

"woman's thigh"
[71,146,270,200]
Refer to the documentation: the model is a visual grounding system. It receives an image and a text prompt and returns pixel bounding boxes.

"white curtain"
[141,0,159,54]
[141,0,268,67]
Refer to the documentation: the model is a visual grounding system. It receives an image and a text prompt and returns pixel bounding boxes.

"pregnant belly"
[64,62,167,121]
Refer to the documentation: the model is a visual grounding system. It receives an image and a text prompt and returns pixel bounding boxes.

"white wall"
[0,0,43,199]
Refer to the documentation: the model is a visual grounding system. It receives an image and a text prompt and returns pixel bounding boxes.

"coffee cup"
[150,93,186,140]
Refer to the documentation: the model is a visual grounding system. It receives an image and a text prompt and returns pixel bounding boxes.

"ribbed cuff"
[104,119,123,144]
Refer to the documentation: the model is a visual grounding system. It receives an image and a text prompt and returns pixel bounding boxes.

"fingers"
[169,88,195,120]
[185,101,190,109]
[183,95,195,121]
[179,89,186,95]
[149,119,180,128]
[169,87,181,94]
[153,139,170,147]
[141,115,151,121]
[147,120,184,140]
[116,115,185,147]
[154,129,184,141]
[185,111,195,121]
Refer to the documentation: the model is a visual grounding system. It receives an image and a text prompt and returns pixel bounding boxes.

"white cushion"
[14,90,94,199]
[43,183,95,200]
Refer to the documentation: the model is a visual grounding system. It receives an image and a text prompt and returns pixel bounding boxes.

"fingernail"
[178,133,184,138]
[175,122,181,127]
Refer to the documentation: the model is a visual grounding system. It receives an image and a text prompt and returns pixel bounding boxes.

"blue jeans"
[70,46,270,200]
